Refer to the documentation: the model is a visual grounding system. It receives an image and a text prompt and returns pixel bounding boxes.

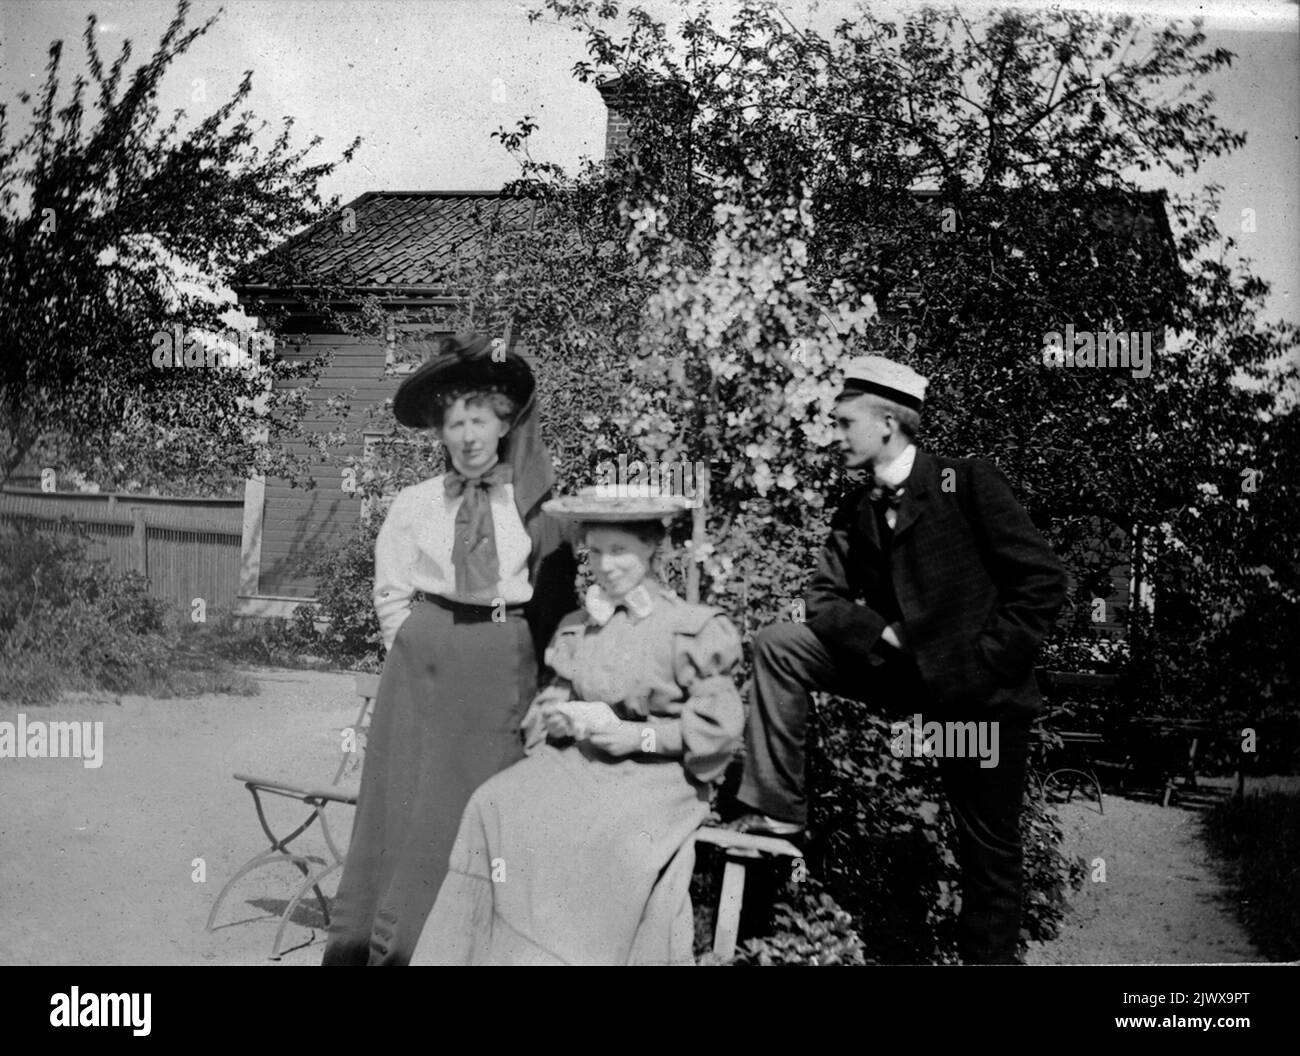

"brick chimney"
[595,75,632,159]
[595,73,689,160]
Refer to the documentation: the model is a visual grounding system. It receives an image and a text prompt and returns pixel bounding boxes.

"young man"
[731,355,1069,964]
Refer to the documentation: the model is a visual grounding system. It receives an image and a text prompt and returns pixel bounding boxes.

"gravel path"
[0,667,1267,965]
[0,669,359,966]
[1025,793,1261,965]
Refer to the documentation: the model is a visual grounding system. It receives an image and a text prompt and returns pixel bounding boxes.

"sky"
[1,0,1297,327]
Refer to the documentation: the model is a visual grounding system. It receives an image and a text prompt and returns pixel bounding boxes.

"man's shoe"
[726,812,806,841]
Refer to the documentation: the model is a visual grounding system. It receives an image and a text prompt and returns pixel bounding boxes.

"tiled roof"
[232,187,1176,301]
[231,192,536,292]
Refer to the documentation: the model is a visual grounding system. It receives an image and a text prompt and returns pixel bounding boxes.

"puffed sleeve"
[373,489,417,653]
[519,615,582,752]
[658,613,744,784]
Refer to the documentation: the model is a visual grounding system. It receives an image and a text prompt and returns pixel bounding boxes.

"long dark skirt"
[321,598,537,965]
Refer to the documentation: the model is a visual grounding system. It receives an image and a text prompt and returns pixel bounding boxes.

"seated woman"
[411,491,744,965]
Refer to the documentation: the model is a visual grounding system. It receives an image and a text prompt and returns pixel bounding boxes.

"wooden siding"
[257,336,405,598]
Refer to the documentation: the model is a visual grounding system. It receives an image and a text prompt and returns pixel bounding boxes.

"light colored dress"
[411,582,744,965]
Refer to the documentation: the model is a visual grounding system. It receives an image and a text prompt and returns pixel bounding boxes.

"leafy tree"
[0,0,359,495]
[421,0,1297,959]
[475,0,1298,712]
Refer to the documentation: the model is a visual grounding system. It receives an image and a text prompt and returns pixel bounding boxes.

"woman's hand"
[539,702,575,740]
[532,684,571,707]
[585,720,646,758]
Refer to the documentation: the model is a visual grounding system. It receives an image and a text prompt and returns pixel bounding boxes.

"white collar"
[585,582,656,626]
[873,444,916,488]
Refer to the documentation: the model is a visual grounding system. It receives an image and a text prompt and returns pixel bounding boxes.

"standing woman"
[322,332,575,966]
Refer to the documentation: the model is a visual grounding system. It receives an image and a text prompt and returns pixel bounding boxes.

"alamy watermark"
[0,714,104,768]
[890,714,1000,769]
[1041,325,1153,379]
[50,988,150,1035]
[151,323,272,369]
[593,454,710,500]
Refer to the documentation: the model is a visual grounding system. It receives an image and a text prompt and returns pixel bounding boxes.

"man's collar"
[584,582,657,626]
[873,443,917,488]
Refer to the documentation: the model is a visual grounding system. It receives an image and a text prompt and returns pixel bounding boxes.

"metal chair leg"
[271,861,342,959]
[206,848,324,932]
[207,785,329,937]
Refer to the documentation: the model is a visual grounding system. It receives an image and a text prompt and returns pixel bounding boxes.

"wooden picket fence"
[0,488,244,612]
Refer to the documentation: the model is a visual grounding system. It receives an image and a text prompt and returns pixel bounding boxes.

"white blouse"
[372,474,534,651]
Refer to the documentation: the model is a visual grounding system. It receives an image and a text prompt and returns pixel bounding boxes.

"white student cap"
[838,356,928,412]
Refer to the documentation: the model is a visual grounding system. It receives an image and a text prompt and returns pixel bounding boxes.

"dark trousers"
[737,621,1031,965]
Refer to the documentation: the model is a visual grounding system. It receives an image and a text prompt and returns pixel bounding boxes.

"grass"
[1202,788,1300,961]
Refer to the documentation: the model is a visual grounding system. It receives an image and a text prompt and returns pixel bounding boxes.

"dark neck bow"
[444,461,513,498]
[867,481,906,509]
[445,461,513,597]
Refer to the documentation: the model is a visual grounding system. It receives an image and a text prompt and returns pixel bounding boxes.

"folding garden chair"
[206,672,379,959]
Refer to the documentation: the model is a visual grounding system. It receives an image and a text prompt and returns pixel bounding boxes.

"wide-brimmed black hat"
[392,331,536,428]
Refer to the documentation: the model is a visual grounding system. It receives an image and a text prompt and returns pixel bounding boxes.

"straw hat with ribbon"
[542,487,690,526]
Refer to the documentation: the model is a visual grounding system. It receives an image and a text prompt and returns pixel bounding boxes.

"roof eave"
[232,283,469,308]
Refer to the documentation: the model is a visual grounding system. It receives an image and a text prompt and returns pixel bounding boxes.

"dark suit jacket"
[805,449,1068,716]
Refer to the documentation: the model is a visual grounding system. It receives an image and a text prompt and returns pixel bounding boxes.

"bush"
[173,605,320,671]
[690,689,1083,964]
[733,883,868,966]
[306,516,385,669]
[0,521,169,702]
[1203,790,1300,961]
[0,520,257,703]
[792,695,1084,963]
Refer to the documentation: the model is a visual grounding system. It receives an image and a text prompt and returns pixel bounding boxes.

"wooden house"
[228,191,537,616]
